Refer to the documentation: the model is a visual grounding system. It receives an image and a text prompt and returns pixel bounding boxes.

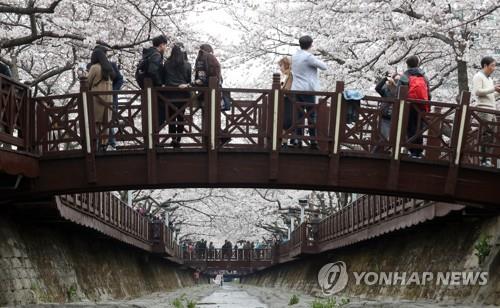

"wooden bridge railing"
[151,221,182,258]
[0,75,31,151]
[2,73,500,206]
[53,190,462,272]
[58,193,151,244]
[317,196,425,243]
[0,72,492,170]
[183,248,273,262]
[275,196,428,260]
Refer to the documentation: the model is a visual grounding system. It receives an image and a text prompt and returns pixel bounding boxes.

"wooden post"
[78,76,97,183]
[24,87,33,152]
[317,99,330,151]
[387,86,408,190]
[208,77,219,183]
[301,223,307,252]
[425,106,443,160]
[328,81,344,186]
[143,78,157,184]
[445,91,471,196]
[269,73,281,180]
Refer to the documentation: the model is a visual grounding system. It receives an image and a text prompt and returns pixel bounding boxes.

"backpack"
[407,75,430,111]
[135,53,154,89]
[194,56,209,86]
[0,63,11,77]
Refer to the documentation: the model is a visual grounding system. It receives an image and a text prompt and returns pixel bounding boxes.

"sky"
[185,6,289,89]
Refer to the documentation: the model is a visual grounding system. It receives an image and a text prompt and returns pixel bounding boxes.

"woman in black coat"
[162,43,192,148]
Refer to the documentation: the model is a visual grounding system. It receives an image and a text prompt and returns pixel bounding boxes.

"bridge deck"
[1,74,500,205]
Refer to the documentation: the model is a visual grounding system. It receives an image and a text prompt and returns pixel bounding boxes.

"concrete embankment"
[0,213,197,306]
[242,215,500,306]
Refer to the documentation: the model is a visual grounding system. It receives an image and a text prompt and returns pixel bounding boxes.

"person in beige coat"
[278,57,293,147]
[87,46,116,150]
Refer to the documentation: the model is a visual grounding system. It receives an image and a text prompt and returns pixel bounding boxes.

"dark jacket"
[375,77,397,98]
[0,63,12,77]
[143,47,163,87]
[163,61,191,87]
[111,62,124,91]
[398,68,431,101]
[375,77,397,119]
[194,52,221,86]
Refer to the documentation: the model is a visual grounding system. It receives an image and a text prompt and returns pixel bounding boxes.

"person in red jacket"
[398,55,431,159]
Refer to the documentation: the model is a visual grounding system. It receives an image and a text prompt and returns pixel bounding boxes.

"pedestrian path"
[197,284,266,307]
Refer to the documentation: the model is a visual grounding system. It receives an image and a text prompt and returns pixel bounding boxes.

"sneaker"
[106,145,116,151]
[410,153,422,159]
[480,160,493,167]
[171,140,181,148]
[291,141,302,149]
[220,137,231,146]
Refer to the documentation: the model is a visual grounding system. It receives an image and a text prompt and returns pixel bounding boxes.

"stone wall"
[242,214,500,305]
[0,214,196,306]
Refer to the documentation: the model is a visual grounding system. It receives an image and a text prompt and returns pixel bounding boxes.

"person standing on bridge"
[193,44,231,144]
[208,241,215,259]
[88,46,116,151]
[472,56,500,167]
[233,243,239,260]
[163,43,192,148]
[194,269,200,285]
[194,44,222,110]
[374,71,401,153]
[0,62,12,78]
[398,55,431,159]
[139,35,169,127]
[227,240,233,261]
[107,61,124,151]
[278,57,294,148]
[291,35,327,150]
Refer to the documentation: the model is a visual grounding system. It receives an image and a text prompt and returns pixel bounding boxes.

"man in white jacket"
[472,56,500,167]
[291,35,327,149]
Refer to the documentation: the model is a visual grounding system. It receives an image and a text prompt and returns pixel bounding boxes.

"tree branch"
[0,0,63,14]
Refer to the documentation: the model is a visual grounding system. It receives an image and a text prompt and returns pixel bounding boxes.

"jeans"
[407,106,424,157]
[381,118,391,141]
[373,117,391,153]
[345,100,360,124]
[166,91,190,143]
[477,112,496,163]
[282,95,293,131]
[294,94,316,143]
[107,94,119,147]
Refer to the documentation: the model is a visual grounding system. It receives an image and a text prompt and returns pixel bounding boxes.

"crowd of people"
[80,34,225,151]
[1,34,498,162]
[277,37,499,161]
[181,238,273,261]
[84,36,500,165]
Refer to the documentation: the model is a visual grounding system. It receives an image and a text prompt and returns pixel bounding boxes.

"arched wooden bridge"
[1,74,500,206]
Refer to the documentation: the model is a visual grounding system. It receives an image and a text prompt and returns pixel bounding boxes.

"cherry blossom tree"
[225,0,500,100]
[4,0,495,244]
[0,0,228,94]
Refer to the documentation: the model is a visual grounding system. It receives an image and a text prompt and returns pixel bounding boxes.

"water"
[197,285,267,308]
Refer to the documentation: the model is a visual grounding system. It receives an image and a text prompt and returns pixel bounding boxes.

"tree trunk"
[456,59,469,93]
[10,55,20,81]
